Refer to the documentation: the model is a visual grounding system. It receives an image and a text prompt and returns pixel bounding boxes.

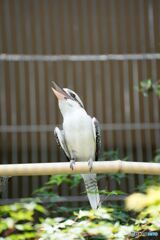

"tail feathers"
[82,173,101,210]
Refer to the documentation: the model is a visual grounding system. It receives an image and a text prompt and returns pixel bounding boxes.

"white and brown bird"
[51,82,101,209]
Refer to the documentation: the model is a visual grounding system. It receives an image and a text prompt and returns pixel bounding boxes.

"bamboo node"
[117,160,122,173]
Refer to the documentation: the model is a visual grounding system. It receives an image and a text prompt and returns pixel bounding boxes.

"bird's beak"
[51,81,71,100]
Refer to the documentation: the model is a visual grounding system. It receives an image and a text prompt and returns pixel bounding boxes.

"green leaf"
[140,79,152,90]
[15,223,33,231]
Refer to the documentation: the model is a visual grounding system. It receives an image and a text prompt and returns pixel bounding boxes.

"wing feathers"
[92,118,101,161]
[54,127,70,161]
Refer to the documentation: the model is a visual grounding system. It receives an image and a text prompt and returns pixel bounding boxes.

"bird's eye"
[70,92,76,98]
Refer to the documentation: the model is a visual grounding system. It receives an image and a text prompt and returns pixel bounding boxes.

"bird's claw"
[88,159,93,172]
[70,159,75,170]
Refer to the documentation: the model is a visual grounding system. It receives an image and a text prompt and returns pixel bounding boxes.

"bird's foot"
[70,159,76,170]
[88,159,93,171]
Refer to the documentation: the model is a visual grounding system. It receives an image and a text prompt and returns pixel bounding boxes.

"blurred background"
[0,0,160,202]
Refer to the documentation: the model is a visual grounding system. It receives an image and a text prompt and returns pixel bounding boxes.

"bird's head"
[51,81,84,116]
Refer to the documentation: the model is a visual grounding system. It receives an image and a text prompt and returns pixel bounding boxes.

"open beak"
[51,81,71,100]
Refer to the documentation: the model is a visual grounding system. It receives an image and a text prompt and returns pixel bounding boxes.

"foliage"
[0,202,134,240]
[1,188,160,240]
[34,174,82,196]
[0,201,47,239]
[125,186,160,238]
[1,185,160,239]
[126,186,160,212]
[37,187,160,239]
[135,79,160,97]
[36,207,134,240]
[33,174,82,208]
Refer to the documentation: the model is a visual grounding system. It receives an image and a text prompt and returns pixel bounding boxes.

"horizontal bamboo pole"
[0,161,160,176]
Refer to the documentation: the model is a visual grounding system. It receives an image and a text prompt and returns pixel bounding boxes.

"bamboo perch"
[0,161,160,176]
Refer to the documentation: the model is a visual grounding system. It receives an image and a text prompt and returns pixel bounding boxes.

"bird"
[51,81,101,210]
